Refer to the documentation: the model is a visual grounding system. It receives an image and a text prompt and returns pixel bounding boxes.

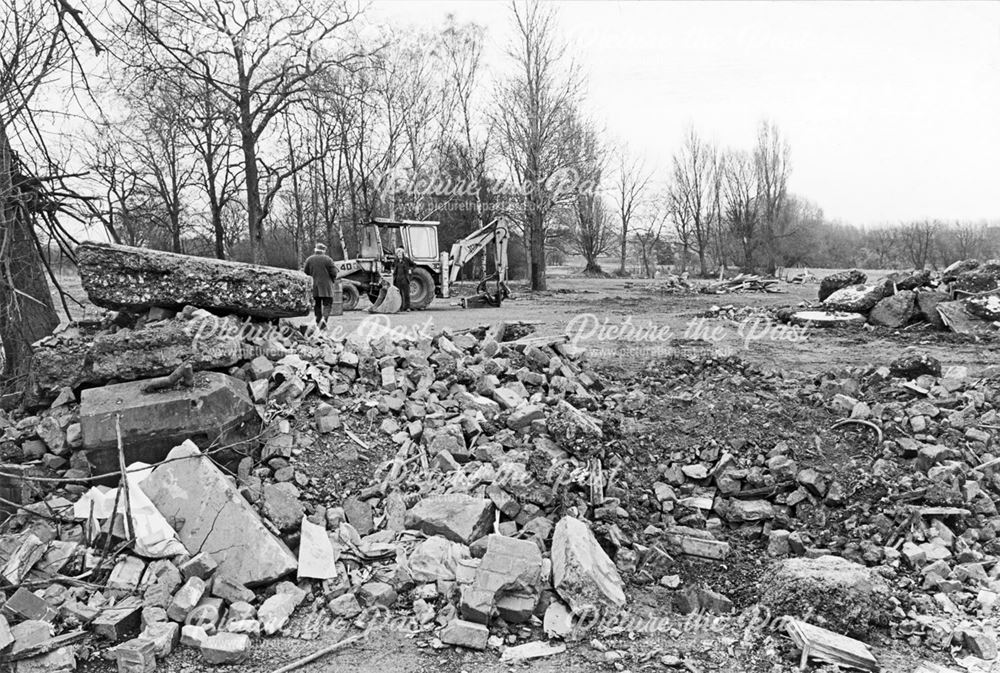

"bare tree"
[84,122,151,246]
[669,127,716,276]
[708,150,728,273]
[432,18,492,232]
[755,120,791,272]
[900,220,939,269]
[182,78,242,259]
[632,209,668,279]
[865,227,898,268]
[613,149,652,276]
[121,0,364,263]
[574,194,612,275]
[130,86,196,252]
[1,0,98,388]
[948,221,989,262]
[668,181,693,273]
[721,149,759,271]
[297,83,346,255]
[496,0,582,291]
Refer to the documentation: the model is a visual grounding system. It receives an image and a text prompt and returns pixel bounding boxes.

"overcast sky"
[370,0,1000,227]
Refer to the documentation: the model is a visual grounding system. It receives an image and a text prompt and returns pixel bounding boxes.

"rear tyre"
[409,267,435,310]
[342,283,360,311]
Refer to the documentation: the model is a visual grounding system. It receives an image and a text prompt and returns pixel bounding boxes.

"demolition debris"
[2,247,1000,672]
[784,262,1000,333]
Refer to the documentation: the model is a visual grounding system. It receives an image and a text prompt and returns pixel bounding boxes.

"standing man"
[303,242,337,327]
[393,246,413,312]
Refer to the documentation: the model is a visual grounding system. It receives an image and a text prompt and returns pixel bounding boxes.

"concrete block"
[179,553,218,581]
[200,632,250,665]
[1,588,57,623]
[440,618,488,650]
[167,577,205,623]
[92,598,143,643]
[80,372,261,478]
[114,637,157,673]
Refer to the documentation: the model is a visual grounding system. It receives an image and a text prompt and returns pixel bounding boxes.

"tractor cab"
[366,218,441,263]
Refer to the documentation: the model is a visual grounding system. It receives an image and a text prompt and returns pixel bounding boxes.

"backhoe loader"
[333,217,510,311]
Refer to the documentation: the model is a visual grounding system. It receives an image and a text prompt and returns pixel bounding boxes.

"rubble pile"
[652,273,692,293]
[0,303,639,669]
[4,242,1000,670]
[577,352,1000,665]
[699,304,775,322]
[809,357,1000,660]
[788,263,1000,332]
[787,270,817,285]
[699,273,781,295]
[624,274,691,294]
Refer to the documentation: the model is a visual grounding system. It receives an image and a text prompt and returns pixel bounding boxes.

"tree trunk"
[320,149,332,252]
[0,122,59,393]
[522,224,533,285]
[170,206,182,253]
[210,199,225,259]
[618,223,628,275]
[529,210,546,291]
[236,69,263,264]
[241,128,263,263]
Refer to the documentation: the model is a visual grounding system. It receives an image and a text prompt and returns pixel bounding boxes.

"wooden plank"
[917,507,971,518]
[509,334,570,350]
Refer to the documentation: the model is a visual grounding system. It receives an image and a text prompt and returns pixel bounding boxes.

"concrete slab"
[138,441,297,587]
[80,372,261,477]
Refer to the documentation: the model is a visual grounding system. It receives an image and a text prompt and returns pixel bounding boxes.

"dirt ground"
[292,272,1000,377]
[61,269,997,673]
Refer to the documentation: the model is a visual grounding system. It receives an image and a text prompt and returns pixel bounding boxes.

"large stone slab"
[868,290,917,328]
[79,372,261,477]
[951,261,1000,294]
[818,270,866,301]
[27,317,249,403]
[937,301,991,335]
[822,284,887,313]
[138,441,297,587]
[405,495,494,544]
[884,268,932,291]
[788,311,866,328]
[551,516,626,614]
[942,259,980,283]
[77,241,311,319]
[966,293,1000,321]
[915,290,949,329]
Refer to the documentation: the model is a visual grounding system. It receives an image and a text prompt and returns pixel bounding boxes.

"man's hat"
[315,243,327,253]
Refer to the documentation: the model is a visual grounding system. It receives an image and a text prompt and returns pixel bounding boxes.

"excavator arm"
[447,217,510,285]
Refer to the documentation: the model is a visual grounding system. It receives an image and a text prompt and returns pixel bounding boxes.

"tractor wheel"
[341,283,360,311]
[409,267,436,309]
